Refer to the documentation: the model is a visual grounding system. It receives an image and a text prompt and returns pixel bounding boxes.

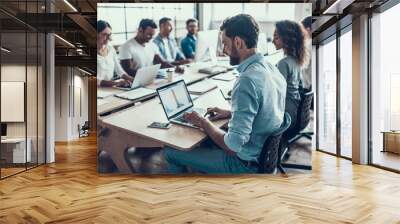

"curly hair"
[275,20,308,67]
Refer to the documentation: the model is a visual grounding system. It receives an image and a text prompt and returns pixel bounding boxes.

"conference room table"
[97,62,236,173]
[97,62,229,116]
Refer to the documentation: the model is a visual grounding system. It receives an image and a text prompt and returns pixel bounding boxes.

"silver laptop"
[157,80,206,128]
[116,64,161,90]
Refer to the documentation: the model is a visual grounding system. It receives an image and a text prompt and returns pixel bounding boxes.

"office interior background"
[0,0,97,179]
[314,0,400,172]
[0,0,399,223]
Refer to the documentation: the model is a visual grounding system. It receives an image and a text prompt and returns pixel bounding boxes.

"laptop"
[116,64,161,90]
[157,80,206,128]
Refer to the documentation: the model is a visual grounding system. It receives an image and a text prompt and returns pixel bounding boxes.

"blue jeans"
[163,141,258,174]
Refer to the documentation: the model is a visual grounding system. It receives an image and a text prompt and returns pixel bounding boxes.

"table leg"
[98,120,163,173]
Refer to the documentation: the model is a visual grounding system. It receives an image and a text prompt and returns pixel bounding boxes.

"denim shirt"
[223,53,287,162]
[180,34,196,58]
[153,34,185,62]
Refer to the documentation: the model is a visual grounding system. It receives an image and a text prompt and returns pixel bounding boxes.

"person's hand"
[122,73,134,83]
[175,65,185,74]
[180,59,192,64]
[183,111,206,128]
[115,79,131,88]
[205,107,231,121]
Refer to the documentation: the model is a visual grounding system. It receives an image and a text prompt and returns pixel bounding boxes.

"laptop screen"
[157,80,193,119]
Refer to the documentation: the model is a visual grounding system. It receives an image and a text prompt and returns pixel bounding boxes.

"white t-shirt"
[162,37,174,62]
[97,44,126,86]
[118,37,159,70]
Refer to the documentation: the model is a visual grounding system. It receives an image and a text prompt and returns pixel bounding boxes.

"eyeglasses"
[100,33,112,40]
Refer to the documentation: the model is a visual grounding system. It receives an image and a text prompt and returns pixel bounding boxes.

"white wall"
[1,64,46,164]
[54,67,89,141]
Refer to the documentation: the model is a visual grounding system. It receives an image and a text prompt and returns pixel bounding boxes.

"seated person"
[153,17,190,65]
[273,20,308,130]
[163,14,287,174]
[97,20,132,87]
[180,18,198,59]
[301,16,312,91]
[119,19,183,78]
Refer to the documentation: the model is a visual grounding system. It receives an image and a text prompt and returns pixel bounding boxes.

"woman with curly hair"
[273,20,308,130]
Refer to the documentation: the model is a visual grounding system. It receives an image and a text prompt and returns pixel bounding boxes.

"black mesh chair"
[79,121,90,138]
[280,90,314,172]
[258,113,291,174]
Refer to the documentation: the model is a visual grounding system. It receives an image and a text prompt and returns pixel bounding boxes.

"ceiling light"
[63,0,78,12]
[1,47,11,53]
[54,34,75,48]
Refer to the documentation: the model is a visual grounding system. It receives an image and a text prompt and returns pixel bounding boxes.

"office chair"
[98,150,118,173]
[78,121,90,138]
[280,90,314,172]
[258,112,291,174]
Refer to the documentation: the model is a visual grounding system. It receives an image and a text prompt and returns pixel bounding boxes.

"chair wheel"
[284,151,291,160]
[98,150,117,173]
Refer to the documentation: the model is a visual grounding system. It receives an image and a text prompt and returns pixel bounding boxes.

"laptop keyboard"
[174,114,187,122]
[173,108,206,123]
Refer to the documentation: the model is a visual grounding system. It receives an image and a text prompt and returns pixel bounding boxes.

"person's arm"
[118,44,139,77]
[221,77,259,155]
[99,80,117,87]
[120,59,138,77]
[277,59,290,80]
[112,47,133,82]
[99,79,130,88]
[153,54,174,68]
[184,77,259,155]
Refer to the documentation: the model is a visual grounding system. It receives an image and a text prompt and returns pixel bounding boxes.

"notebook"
[114,87,156,101]
[187,80,218,95]
[97,89,115,99]
[212,72,237,81]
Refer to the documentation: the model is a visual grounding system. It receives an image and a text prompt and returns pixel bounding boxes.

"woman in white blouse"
[97,20,133,87]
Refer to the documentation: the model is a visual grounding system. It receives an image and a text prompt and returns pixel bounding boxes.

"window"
[210,3,309,23]
[266,4,295,21]
[0,1,46,179]
[211,3,242,21]
[339,28,352,158]
[317,37,337,155]
[97,3,196,46]
[370,3,400,171]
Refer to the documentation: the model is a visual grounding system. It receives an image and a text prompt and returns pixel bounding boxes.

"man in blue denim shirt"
[164,14,287,174]
[153,17,189,65]
[180,18,198,59]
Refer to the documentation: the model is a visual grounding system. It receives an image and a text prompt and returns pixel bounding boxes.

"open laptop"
[116,64,161,90]
[157,80,206,128]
